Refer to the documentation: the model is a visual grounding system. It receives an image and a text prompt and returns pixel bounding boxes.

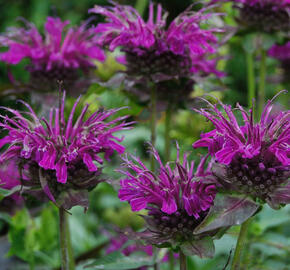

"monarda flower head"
[231,0,290,33]
[90,2,223,108]
[118,145,255,257]
[0,17,105,94]
[193,92,290,209]
[0,92,131,210]
[269,42,290,82]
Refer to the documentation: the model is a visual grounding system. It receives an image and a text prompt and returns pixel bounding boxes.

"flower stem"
[246,51,255,108]
[230,218,252,270]
[59,208,75,270]
[169,250,175,270]
[150,85,157,171]
[257,49,266,118]
[179,251,187,270]
[165,104,172,162]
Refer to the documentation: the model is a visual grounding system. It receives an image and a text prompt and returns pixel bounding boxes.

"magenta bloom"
[105,229,178,270]
[118,145,221,256]
[231,0,290,32]
[90,2,223,106]
[193,94,290,209]
[0,17,105,92]
[268,42,290,82]
[269,42,290,61]
[0,160,23,212]
[0,92,131,209]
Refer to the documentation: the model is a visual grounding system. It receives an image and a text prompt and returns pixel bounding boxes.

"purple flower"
[118,144,222,257]
[229,0,290,32]
[0,17,105,92]
[0,159,23,213]
[105,229,178,270]
[0,92,132,209]
[90,2,223,106]
[193,93,290,209]
[268,42,290,61]
[268,42,290,82]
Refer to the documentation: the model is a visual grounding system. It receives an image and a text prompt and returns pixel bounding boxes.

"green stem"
[150,86,157,171]
[165,105,172,162]
[169,250,175,270]
[179,251,187,270]
[257,49,266,118]
[230,218,252,270]
[59,208,75,270]
[246,51,255,108]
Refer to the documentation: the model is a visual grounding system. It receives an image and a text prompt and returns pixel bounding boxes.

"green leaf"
[84,251,154,270]
[0,186,21,201]
[195,194,259,234]
[180,237,215,258]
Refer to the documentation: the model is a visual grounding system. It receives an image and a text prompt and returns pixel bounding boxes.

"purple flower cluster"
[118,145,218,251]
[231,0,290,32]
[0,17,105,93]
[0,160,23,212]
[119,146,216,218]
[0,92,131,208]
[268,42,290,62]
[193,94,290,208]
[90,2,223,106]
[0,17,105,71]
[90,3,220,61]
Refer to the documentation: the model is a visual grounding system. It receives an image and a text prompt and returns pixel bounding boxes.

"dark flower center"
[27,65,82,92]
[18,159,101,197]
[225,152,289,200]
[124,49,192,79]
[147,207,208,241]
[237,3,290,32]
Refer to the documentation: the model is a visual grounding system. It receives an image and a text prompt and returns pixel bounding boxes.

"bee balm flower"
[118,145,254,257]
[193,93,290,209]
[0,17,105,93]
[90,2,223,108]
[232,0,290,32]
[0,92,131,209]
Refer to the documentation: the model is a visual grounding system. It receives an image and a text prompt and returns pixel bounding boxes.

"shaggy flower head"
[193,93,290,209]
[231,0,290,32]
[0,92,131,209]
[90,2,223,106]
[118,145,221,257]
[0,17,105,91]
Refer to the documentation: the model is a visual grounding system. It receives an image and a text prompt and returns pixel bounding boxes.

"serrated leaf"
[84,251,154,270]
[194,194,259,234]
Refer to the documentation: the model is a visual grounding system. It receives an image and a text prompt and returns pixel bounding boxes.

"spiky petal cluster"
[193,93,290,208]
[118,145,216,246]
[232,0,290,32]
[0,17,105,70]
[0,92,131,207]
[0,17,105,92]
[90,2,223,105]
